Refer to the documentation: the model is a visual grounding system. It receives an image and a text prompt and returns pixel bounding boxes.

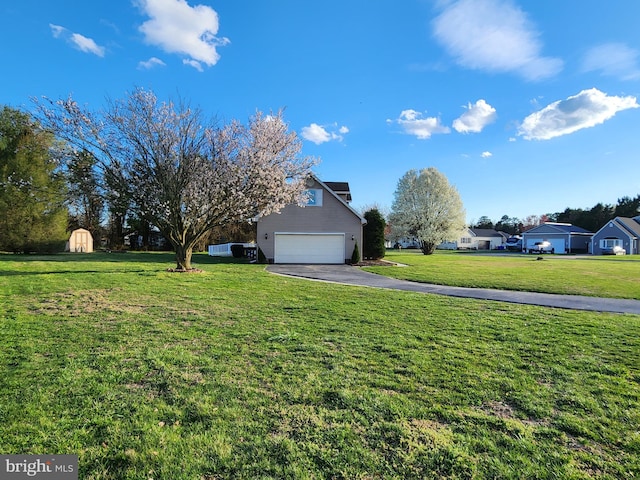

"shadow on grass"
[0,251,256,275]
[0,269,151,277]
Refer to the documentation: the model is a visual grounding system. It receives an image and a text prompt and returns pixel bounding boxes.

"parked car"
[602,245,625,255]
[528,241,555,254]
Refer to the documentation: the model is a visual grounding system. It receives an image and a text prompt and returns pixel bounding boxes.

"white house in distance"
[438,228,509,250]
[256,176,366,264]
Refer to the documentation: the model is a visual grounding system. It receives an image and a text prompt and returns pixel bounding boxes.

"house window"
[306,189,323,207]
[600,238,622,248]
[460,237,472,244]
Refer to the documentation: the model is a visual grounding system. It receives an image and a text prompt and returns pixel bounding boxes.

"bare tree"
[65,149,104,241]
[390,168,466,255]
[36,88,316,269]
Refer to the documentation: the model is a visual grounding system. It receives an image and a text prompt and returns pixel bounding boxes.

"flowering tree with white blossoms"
[390,167,466,255]
[36,88,316,270]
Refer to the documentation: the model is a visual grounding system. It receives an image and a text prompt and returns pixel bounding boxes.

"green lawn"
[1,252,639,479]
[364,250,640,299]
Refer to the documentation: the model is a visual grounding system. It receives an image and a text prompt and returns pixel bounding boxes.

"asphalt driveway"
[266,264,640,314]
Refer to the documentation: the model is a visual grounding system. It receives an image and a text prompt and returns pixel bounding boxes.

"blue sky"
[2,0,640,224]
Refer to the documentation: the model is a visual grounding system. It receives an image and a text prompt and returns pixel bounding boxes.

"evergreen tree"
[473,216,494,229]
[0,106,67,253]
[351,241,360,264]
[363,208,386,260]
[615,195,640,218]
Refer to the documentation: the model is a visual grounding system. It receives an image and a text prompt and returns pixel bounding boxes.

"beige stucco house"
[256,176,366,264]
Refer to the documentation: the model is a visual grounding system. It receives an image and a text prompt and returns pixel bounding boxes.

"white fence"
[208,242,256,257]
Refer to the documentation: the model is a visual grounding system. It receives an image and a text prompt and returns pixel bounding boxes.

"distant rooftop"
[540,222,593,234]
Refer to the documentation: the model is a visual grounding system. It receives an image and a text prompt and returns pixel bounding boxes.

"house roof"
[324,181,352,202]
[313,175,366,225]
[470,228,506,238]
[615,217,640,237]
[525,222,593,235]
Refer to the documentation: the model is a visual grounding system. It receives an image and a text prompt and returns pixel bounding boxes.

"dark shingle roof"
[546,223,593,234]
[324,181,352,202]
[470,228,504,238]
[616,217,640,237]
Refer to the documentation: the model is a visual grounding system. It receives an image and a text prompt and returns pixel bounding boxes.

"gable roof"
[470,228,506,238]
[312,175,366,225]
[525,222,593,235]
[614,217,640,237]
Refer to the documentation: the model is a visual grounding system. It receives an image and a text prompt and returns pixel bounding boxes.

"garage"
[274,233,345,264]
[524,237,566,254]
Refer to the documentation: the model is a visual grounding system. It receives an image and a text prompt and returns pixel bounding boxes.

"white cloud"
[183,58,203,71]
[49,24,105,57]
[50,24,65,38]
[138,57,166,69]
[432,0,562,81]
[137,0,230,69]
[453,99,497,133]
[70,33,106,57]
[301,123,349,144]
[481,151,492,158]
[518,88,639,140]
[582,42,640,81]
[393,109,450,139]
[302,124,330,144]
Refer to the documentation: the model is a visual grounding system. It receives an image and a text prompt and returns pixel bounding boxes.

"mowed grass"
[364,250,640,299]
[0,253,639,479]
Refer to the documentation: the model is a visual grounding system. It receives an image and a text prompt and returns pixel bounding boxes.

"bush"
[363,209,386,260]
[230,244,244,258]
[351,241,360,264]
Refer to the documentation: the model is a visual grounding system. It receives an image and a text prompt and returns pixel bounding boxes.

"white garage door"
[274,233,345,264]
[525,238,566,254]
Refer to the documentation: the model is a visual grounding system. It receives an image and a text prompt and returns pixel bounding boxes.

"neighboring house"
[438,228,509,250]
[591,216,640,255]
[256,176,366,264]
[65,228,93,253]
[124,230,169,250]
[393,237,422,249]
[522,222,593,254]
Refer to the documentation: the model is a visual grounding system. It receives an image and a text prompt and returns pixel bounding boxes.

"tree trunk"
[174,243,193,270]
[142,221,151,250]
[421,240,436,255]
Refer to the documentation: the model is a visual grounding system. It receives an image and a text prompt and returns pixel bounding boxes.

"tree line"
[1,90,316,269]
[471,196,640,235]
[16,86,623,264]
[2,90,464,265]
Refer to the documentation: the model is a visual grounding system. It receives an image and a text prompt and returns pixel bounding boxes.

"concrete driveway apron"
[266,264,640,315]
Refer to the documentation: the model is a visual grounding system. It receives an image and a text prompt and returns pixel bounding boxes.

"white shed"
[66,228,94,253]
